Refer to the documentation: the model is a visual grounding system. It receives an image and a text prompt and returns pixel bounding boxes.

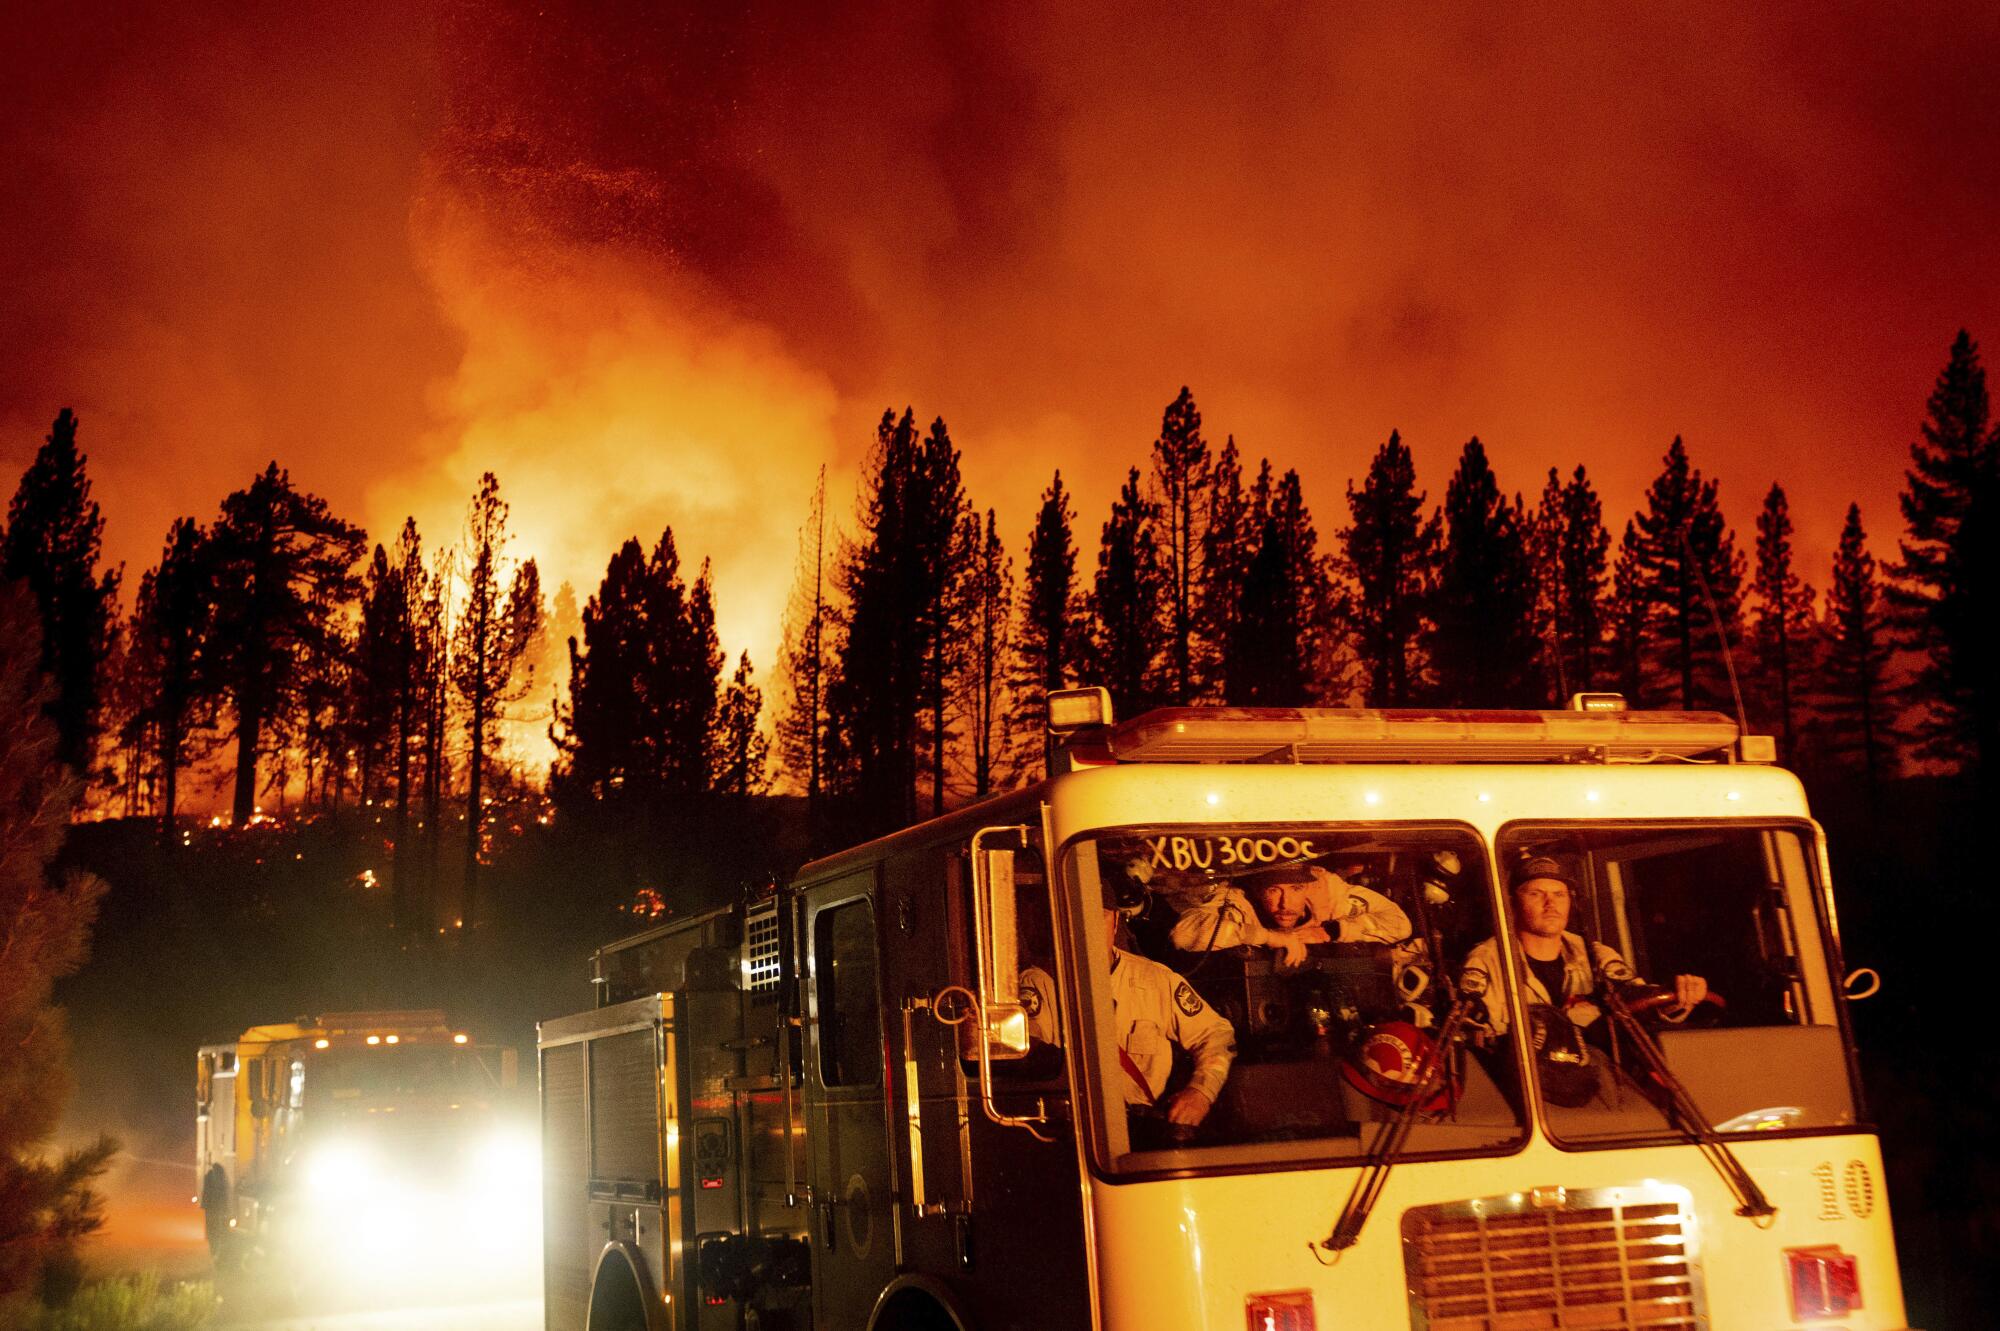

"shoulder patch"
[1020,982,1044,1018]
[1173,981,1204,1016]
[1346,893,1371,917]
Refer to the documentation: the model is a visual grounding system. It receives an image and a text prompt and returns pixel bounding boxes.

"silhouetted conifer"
[124,519,218,836]
[1751,484,1818,762]
[712,652,769,797]
[1149,387,1210,703]
[555,539,652,803]
[1339,431,1438,705]
[777,468,832,821]
[916,419,972,816]
[1229,468,1332,706]
[1533,466,1610,699]
[1889,330,1998,776]
[1199,437,1252,702]
[1085,468,1170,720]
[1609,521,1649,702]
[208,463,365,826]
[827,409,966,831]
[1821,505,1897,793]
[1,410,120,774]
[1429,439,1538,706]
[1630,437,1745,709]
[449,474,543,926]
[1011,472,1080,776]
[960,509,1013,796]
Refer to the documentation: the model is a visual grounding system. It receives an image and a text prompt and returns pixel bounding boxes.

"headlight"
[304,1141,378,1200]
[474,1130,540,1190]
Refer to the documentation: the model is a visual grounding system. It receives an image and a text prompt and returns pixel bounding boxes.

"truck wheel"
[199,1167,235,1267]
[586,1256,650,1331]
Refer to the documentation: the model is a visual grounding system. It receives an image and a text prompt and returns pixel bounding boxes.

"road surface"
[226,1297,541,1330]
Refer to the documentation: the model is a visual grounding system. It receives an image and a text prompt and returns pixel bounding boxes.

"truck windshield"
[1062,826,1525,1176]
[1490,823,1856,1145]
[309,1048,500,1105]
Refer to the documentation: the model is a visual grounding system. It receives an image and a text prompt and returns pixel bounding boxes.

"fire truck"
[538,692,1913,1330]
[196,1010,533,1296]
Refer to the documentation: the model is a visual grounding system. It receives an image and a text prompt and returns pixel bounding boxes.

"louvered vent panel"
[1403,1187,1706,1330]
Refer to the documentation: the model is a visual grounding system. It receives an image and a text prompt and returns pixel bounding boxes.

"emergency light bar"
[1103,706,1744,765]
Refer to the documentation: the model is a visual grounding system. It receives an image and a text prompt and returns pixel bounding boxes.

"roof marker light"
[1205,792,1221,806]
[313,1038,329,1049]
[1584,790,1601,802]
[1363,791,1381,806]
[1726,790,1742,801]
[1477,792,1493,802]
[366,1035,381,1045]
[454,1033,469,1045]
[384,1034,400,1044]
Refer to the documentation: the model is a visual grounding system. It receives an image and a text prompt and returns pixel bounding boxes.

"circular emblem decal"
[1020,982,1044,1018]
[1174,981,1204,1016]
[843,1173,873,1256]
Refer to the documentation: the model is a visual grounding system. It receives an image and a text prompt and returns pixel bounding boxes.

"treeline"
[3,332,1994,892]
[774,332,1996,842]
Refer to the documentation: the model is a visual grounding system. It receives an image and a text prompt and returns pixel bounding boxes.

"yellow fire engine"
[196,1010,532,1296]
[538,693,1913,1330]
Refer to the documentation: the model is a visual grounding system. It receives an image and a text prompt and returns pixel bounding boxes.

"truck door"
[802,870,898,1327]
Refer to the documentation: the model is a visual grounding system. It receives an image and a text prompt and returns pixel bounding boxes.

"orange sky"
[5,1,1997,683]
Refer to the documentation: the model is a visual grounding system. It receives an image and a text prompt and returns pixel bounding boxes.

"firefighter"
[1460,855,1709,1038]
[1169,860,1411,968]
[1021,910,1237,1133]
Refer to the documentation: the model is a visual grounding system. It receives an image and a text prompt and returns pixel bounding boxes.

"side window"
[816,900,882,1088]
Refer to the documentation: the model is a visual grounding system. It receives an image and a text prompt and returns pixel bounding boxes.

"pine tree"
[1085,468,1169,720]
[1889,330,1998,775]
[1532,466,1611,699]
[960,509,1013,797]
[1,409,121,774]
[1609,521,1649,703]
[382,521,432,933]
[1339,431,1439,706]
[1429,439,1539,706]
[915,419,972,816]
[1199,437,1252,703]
[711,652,769,797]
[1751,484,1818,761]
[1149,387,1210,703]
[0,583,114,1301]
[777,468,831,817]
[125,519,218,836]
[1228,468,1333,705]
[826,409,965,832]
[208,463,365,826]
[1011,473,1080,764]
[554,539,652,805]
[1821,505,1897,792]
[448,474,543,927]
[1630,437,1745,710]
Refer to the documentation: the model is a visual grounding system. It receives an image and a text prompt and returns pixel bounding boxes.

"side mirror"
[247,1060,271,1119]
[970,839,1030,1061]
[500,1048,520,1090]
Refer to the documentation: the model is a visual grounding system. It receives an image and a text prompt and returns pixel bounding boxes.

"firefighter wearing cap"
[1461,856,1707,1037]
[1169,861,1411,969]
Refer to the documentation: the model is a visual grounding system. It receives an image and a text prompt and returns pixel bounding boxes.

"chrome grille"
[1403,1184,1705,1330]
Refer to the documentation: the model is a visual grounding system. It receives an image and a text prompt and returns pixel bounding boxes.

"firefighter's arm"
[1166,979,1237,1111]
[1459,940,1509,1037]
[1319,879,1413,945]
[1168,887,1269,951]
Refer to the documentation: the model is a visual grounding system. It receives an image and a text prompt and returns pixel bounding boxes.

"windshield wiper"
[1319,991,1479,1254]
[1599,987,1775,1221]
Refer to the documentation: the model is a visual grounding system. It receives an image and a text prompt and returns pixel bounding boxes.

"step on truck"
[538,691,1916,1331]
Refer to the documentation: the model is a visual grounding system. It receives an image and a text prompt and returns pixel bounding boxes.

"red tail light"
[1786,1244,1862,1319]
[1244,1289,1315,1331]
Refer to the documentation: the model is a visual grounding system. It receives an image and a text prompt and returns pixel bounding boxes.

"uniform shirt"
[1459,931,1642,1036]
[1168,871,1411,953]
[1018,956,1237,1108]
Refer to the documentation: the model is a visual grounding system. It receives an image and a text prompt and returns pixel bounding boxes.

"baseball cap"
[1512,855,1576,890]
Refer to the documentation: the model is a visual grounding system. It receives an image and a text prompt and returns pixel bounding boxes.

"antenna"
[1680,529,1750,736]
